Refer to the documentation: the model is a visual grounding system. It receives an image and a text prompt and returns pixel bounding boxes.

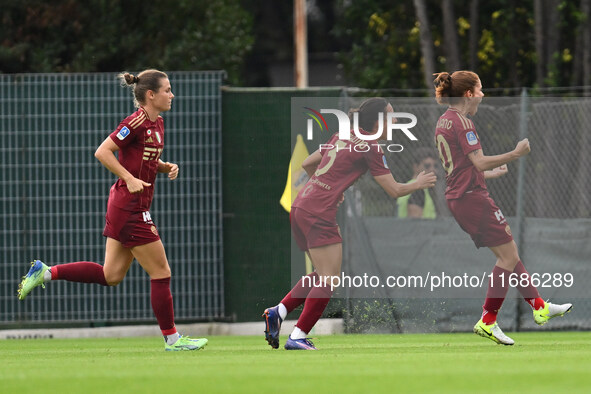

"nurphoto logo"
[303,107,419,153]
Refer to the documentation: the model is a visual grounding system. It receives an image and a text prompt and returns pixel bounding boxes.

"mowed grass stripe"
[1,332,590,393]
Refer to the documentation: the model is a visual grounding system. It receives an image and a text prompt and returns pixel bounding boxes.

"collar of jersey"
[140,107,158,123]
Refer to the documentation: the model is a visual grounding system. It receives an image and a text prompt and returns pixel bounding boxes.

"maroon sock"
[280,272,319,313]
[513,260,544,310]
[482,265,512,324]
[150,277,177,336]
[51,262,108,286]
[295,285,333,334]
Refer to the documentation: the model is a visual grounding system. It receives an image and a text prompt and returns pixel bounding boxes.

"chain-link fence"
[0,72,225,327]
[291,92,591,333]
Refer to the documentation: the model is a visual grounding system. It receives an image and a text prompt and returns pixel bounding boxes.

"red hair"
[433,70,479,105]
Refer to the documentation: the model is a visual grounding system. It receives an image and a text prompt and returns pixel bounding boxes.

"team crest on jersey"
[466,131,478,146]
[117,126,130,140]
[155,131,162,144]
[382,156,389,169]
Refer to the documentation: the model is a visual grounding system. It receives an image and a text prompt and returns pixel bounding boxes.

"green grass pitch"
[1,332,590,393]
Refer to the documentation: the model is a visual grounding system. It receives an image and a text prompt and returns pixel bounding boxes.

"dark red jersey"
[108,107,164,211]
[292,131,391,220]
[435,108,486,199]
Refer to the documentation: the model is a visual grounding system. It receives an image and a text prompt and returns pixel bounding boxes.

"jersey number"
[315,140,347,176]
[436,134,454,176]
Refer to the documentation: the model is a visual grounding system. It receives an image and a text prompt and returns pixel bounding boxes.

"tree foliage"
[0,0,253,84]
[332,0,591,90]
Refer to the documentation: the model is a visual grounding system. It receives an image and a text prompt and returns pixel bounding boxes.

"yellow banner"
[280,134,310,212]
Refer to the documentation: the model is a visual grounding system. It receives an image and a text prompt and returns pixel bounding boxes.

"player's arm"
[406,190,426,217]
[94,137,150,193]
[468,139,530,172]
[373,171,436,198]
[484,165,508,179]
[301,150,323,178]
[407,203,424,218]
[158,160,179,180]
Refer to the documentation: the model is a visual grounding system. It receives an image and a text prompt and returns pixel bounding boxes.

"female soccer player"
[263,98,437,350]
[17,69,207,351]
[433,70,572,345]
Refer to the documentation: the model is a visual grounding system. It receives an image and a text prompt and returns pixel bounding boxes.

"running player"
[263,98,437,350]
[17,69,207,351]
[433,70,572,345]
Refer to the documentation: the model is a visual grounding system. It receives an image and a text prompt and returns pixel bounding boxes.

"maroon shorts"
[103,203,161,248]
[447,190,513,248]
[290,207,342,251]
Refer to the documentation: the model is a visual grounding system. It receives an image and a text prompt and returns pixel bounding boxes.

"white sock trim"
[290,326,307,340]
[165,332,180,345]
[43,268,52,282]
[278,303,288,320]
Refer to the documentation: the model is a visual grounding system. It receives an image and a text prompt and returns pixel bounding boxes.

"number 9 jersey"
[435,108,487,199]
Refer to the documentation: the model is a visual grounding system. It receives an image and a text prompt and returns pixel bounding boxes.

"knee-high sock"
[295,285,333,334]
[51,262,108,286]
[482,265,512,324]
[513,260,544,310]
[151,277,177,336]
[280,272,319,313]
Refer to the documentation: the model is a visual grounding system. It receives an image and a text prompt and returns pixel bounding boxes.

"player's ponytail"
[118,69,168,108]
[349,97,389,132]
[433,70,479,105]
[120,73,140,86]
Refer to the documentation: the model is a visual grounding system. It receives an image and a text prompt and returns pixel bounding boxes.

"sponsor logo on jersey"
[494,208,507,224]
[117,126,130,140]
[142,211,153,223]
[466,131,478,146]
[145,137,154,143]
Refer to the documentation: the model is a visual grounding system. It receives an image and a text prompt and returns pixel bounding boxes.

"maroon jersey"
[108,107,164,211]
[435,108,486,199]
[292,131,391,220]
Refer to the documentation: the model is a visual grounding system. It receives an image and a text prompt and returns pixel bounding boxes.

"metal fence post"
[514,88,529,331]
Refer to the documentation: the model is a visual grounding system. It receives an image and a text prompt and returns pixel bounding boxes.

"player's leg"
[16,239,125,300]
[131,240,207,351]
[489,241,572,325]
[473,241,517,345]
[263,207,320,348]
[102,237,134,285]
[279,253,319,312]
[263,251,318,349]
[285,243,341,350]
[511,260,572,325]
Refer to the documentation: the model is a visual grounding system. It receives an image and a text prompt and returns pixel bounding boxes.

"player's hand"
[514,138,530,157]
[337,193,345,207]
[162,162,179,180]
[487,165,508,178]
[416,171,437,189]
[126,177,151,194]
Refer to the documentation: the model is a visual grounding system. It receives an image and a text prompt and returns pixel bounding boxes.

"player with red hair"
[433,70,572,345]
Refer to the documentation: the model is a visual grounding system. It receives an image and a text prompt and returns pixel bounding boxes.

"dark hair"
[412,147,437,165]
[433,70,479,105]
[349,97,390,131]
[118,69,168,107]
